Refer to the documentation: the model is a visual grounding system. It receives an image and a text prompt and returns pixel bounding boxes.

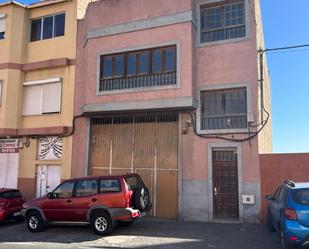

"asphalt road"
[0,217,282,249]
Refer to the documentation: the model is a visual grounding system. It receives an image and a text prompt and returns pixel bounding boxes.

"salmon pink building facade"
[72,0,272,222]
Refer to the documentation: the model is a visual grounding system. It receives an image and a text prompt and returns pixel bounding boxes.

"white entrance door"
[36,165,61,197]
[0,153,19,188]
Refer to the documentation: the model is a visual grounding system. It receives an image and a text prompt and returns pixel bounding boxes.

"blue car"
[266,180,309,249]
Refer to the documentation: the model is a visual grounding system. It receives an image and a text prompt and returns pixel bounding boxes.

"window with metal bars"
[212,150,237,161]
[200,0,246,43]
[201,88,247,130]
[99,46,177,91]
[91,113,178,125]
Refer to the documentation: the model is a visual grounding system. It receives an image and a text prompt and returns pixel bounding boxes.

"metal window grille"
[201,88,247,130]
[91,113,178,126]
[200,0,245,43]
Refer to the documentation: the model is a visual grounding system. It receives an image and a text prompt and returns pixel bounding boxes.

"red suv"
[22,174,151,235]
[0,188,25,222]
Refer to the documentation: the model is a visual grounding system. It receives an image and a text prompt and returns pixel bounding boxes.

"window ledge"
[197,128,249,135]
[22,113,61,117]
[196,36,250,48]
[96,84,180,96]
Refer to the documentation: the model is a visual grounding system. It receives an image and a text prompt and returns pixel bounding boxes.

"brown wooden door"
[212,150,239,219]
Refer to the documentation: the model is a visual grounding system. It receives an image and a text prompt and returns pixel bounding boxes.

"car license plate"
[13,211,21,216]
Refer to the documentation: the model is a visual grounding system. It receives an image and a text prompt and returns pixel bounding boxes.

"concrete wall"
[255,0,272,153]
[260,153,309,222]
[180,114,261,223]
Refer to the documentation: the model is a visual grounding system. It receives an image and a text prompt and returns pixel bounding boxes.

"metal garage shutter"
[90,113,178,219]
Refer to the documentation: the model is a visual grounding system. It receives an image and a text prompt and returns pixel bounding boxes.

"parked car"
[0,188,25,222]
[266,180,309,249]
[22,173,152,235]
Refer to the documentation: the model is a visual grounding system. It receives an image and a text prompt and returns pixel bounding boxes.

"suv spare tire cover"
[133,187,150,211]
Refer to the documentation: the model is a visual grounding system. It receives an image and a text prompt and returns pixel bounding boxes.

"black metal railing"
[99,71,176,92]
[201,115,247,130]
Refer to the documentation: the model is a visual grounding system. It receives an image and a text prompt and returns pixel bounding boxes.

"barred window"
[201,88,247,130]
[200,0,245,43]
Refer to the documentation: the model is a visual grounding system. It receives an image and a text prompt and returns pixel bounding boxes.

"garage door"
[89,114,178,219]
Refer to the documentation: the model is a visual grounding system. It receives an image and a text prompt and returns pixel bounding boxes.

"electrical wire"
[183,107,269,143]
[264,44,309,53]
[265,48,309,55]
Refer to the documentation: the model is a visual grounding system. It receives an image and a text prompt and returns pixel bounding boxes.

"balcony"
[99,71,176,91]
[99,45,177,93]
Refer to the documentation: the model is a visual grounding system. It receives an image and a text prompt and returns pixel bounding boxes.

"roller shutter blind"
[42,83,61,114]
[23,81,61,116]
[23,85,42,116]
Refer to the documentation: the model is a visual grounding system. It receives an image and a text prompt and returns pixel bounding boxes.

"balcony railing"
[201,115,247,130]
[99,71,176,92]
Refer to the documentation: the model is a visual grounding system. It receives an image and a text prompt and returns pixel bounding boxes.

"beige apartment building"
[0,0,89,199]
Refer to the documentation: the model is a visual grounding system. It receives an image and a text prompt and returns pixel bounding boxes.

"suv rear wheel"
[134,187,150,211]
[90,211,113,235]
[26,211,45,233]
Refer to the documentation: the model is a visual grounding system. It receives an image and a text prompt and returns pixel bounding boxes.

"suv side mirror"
[47,192,53,199]
[265,194,273,201]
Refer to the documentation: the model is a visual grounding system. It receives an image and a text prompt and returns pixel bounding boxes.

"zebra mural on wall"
[38,137,63,160]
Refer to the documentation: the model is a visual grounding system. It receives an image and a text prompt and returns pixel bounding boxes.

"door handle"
[214,187,218,196]
[66,199,72,203]
[92,198,97,202]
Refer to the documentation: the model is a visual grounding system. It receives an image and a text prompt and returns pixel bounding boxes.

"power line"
[260,44,309,54]
[257,43,309,130]
[265,48,309,55]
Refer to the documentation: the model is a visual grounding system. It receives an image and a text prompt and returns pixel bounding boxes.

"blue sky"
[261,0,309,153]
[1,0,308,153]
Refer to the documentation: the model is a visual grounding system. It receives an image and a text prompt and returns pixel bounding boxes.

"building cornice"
[83,10,195,47]
[0,126,73,138]
[0,58,75,71]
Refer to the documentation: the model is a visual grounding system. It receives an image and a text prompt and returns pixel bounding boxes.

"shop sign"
[0,139,19,153]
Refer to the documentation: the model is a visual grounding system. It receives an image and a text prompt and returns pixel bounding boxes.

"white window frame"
[22,77,62,116]
[196,82,252,134]
[0,13,6,40]
[30,12,65,42]
[195,0,251,47]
